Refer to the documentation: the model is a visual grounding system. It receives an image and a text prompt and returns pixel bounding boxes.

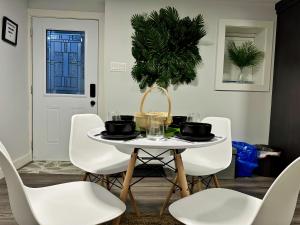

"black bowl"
[172,116,187,125]
[120,115,134,121]
[105,121,136,135]
[180,122,212,137]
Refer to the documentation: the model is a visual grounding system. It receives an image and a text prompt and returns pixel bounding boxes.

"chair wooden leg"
[196,178,203,192]
[113,149,138,225]
[213,174,221,188]
[95,175,104,186]
[82,172,89,181]
[104,175,110,190]
[100,175,105,187]
[160,175,178,216]
[190,176,197,194]
[128,188,140,217]
[122,172,140,217]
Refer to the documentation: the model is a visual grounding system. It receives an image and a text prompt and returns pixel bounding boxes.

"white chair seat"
[0,142,126,225]
[26,181,126,225]
[170,158,300,225]
[169,188,262,225]
[73,150,131,175]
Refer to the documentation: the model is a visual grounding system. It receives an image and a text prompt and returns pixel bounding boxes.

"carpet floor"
[117,213,182,225]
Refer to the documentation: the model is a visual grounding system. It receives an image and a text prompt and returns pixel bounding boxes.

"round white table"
[88,127,226,225]
[88,127,226,150]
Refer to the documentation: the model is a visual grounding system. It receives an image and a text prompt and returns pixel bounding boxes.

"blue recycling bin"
[232,141,258,177]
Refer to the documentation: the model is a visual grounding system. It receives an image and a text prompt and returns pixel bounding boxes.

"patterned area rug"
[108,214,182,225]
[19,161,168,177]
[19,161,84,174]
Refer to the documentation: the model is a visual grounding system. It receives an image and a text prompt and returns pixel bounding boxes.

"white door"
[32,17,99,160]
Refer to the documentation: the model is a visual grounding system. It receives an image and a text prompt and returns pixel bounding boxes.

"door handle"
[90,100,96,107]
[90,84,96,98]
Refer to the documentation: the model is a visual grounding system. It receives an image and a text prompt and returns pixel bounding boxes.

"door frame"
[28,9,105,160]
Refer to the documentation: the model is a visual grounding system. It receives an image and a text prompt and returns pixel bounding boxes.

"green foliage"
[227,41,264,71]
[131,7,206,90]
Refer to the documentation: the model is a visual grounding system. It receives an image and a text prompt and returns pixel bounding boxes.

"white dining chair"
[169,156,300,225]
[69,114,140,215]
[160,117,232,215]
[69,114,131,179]
[0,141,125,225]
[182,117,232,187]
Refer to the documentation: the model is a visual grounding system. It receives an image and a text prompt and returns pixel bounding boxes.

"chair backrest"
[252,157,300,225]
[0,142,38,225]
[183,117,232,171]
[69,114,115,165]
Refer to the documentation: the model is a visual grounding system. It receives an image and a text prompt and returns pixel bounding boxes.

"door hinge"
[30,27,33,37]
[30,85,33,94]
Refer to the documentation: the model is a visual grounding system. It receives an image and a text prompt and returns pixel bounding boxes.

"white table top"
[88,127,226,150]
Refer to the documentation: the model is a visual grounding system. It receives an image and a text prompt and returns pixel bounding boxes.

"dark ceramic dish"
[105,121,136,135]
[169,116,187,128]
[120,115,134,121]
[180,122,212,137]
[175,133,215,142]
[171,116,187,125]
[101,131,140,140]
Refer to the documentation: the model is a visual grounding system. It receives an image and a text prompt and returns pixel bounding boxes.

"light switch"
[110,62,127,72]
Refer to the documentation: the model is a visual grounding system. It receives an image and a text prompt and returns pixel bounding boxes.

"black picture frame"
[1,16,18,46]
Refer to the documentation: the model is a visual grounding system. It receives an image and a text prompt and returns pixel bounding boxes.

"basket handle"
[139,86,172,120]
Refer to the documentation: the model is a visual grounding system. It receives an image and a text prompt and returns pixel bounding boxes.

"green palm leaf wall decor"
[131,7,206,90]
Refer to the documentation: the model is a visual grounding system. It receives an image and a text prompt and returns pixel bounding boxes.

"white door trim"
[28,9,105,160]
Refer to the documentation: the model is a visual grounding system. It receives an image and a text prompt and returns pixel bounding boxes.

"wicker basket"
[135,86,172,130]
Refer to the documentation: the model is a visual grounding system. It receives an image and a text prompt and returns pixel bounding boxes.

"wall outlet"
[110,62,127,72]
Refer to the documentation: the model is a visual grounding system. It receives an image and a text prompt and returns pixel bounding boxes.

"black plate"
[100,131,140,140]
[175,133,215,142]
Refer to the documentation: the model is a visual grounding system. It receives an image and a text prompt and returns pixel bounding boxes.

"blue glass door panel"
[46,30,85,94]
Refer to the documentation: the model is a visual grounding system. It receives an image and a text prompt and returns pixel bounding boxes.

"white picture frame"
[215,19,274,91]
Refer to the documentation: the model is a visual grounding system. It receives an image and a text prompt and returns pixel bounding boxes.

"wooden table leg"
[112,148,139,225]
[174,150,190,197]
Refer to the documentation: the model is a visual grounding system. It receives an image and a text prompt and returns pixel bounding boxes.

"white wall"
[104,0,276,144]
[0,0,31,174]
[26,0,276,145]
[28,0,105,13]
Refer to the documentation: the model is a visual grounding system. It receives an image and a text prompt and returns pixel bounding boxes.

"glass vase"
[238,69,247,83]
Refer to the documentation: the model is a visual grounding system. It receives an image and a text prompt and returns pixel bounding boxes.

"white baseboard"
[0,151,32,179]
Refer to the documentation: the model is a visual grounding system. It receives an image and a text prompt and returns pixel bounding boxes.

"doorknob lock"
[90,100,96,107]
